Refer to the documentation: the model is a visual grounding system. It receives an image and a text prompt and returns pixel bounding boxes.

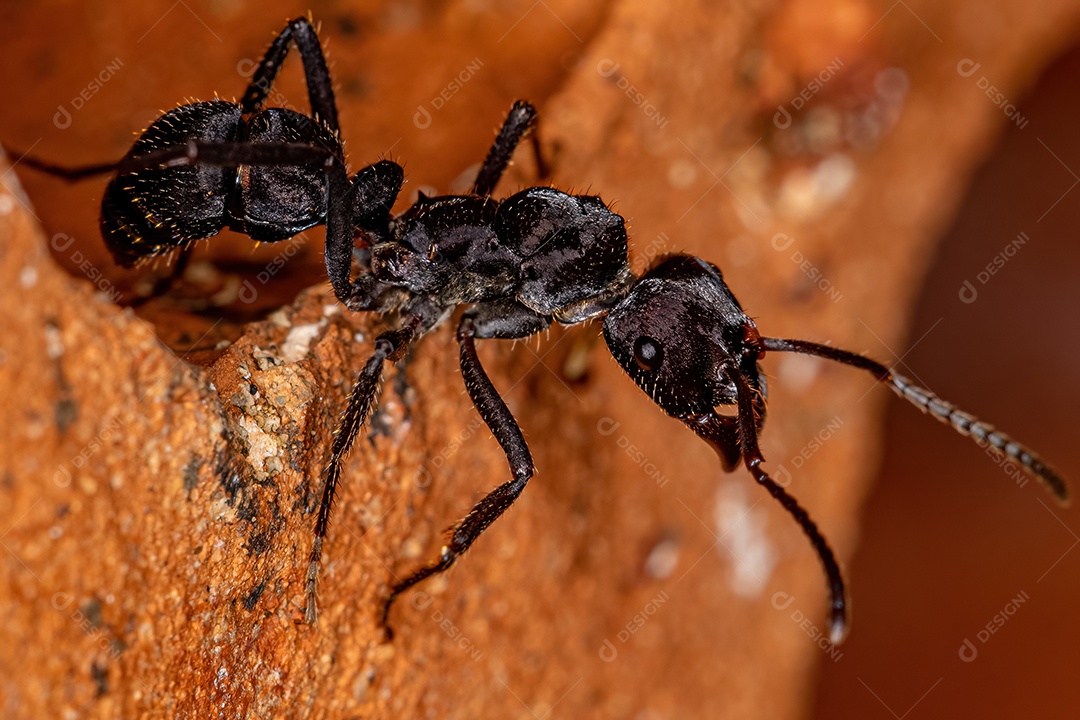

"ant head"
[371,195,456,293]
[603,254,766,468]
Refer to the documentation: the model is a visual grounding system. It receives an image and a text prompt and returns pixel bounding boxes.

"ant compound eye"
[633,336,664,371]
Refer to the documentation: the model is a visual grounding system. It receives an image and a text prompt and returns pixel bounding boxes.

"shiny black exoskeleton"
[16,18,1068,645]
[16,17,404,305]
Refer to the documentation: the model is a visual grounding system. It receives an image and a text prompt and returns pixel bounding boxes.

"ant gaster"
[14,17,1069,643]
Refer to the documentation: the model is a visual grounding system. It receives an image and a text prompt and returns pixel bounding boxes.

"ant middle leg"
[5,151,120,181]
[7,136,330,183]
[381,301,551,635]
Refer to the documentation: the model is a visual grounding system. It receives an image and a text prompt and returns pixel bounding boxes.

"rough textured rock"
[1,1,1078,718]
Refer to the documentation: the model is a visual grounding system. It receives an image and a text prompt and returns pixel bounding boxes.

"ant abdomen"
[102,101,243,266]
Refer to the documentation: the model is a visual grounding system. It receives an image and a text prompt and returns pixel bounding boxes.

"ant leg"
[327,159,403,304]
[6,150,119,181]
[305,320,421,624]
[128,245,194,306]
[108,139,337,176]
[11,118,332,186]
[334,160,406,302]
[323,155,358,303]
[758,337,1069,503]
[351,160,404,233]
[381,302,550,635]
[727,362,849,643]
[10,16,342,182]
[529,122,551,183]
[471,100,540,197]
[346,274,407,314]
[240,17,340,132]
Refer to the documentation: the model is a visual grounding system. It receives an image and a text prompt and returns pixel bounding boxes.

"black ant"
[13,17,403,305]
[13,17,1069,644]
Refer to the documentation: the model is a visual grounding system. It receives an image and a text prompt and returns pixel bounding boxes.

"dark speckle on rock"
[91,660,108,697]
[247,529,272,555]
[54,397,78,434]
[243,578,268,611]
[182,458,202,493]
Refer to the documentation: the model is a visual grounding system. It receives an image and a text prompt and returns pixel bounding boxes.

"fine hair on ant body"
[13,17,1069,644]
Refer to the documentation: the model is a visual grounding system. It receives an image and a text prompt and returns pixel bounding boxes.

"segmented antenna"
[889,373,1068,502]
[759,337,1069,504]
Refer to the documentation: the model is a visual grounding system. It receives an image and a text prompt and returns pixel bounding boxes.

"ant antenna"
[759,337,1069,505]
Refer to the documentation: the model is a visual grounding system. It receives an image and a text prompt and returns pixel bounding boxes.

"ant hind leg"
[241,17,341,132]
[305,321,421,624]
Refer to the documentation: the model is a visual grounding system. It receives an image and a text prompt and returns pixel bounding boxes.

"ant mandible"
[13,17,1069,644]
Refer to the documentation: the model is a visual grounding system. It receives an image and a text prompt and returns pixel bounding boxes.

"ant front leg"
[327,160,406,304]
[381,301,551,636]
[471,100,547,197]
[305,319,420,624]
